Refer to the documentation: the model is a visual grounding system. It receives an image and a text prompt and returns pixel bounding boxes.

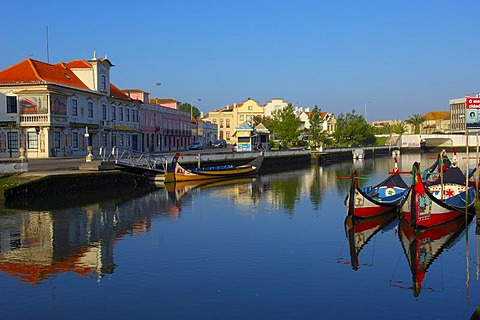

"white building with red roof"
[0,52,140,158]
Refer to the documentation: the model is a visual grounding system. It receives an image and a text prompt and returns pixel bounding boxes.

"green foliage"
[405,113,425,134]
[252,115,264,127]
[391,122,406,134]
[270,104,303,148]
[179,103,201,119]
[373,122,406,135]
[308,105,326,149]
[375,136,388,146]
[333,109,376,147]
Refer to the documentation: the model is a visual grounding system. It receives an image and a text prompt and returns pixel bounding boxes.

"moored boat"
[401,161,476,228]
[345,158,409,218]
[164,152,263,183]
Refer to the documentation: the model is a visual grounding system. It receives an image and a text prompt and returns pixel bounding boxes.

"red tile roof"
[59,60,92,69]
[110,83,131,100]
[0,58,89,89]
[0,58,133,103]
[150,98,179,104]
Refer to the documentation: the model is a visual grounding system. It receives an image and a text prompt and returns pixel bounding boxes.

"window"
[126,108,130,122]
[226,131,230,140]
[111,105,116,120]
[248,105,252,111]
[54,132,60,149]
[72,132,79,148]
[102,104,107,120]
[27,132,38,149]
[101,75,107,91]
[220,119,223,128]
[119,107,124,121]
[239,115,244,121]
[226,119,230,128]
[72,99,78,116]
[88,101,93,118]
[103,133,108,147]
[6,96,17,113]
[126,134,131,147]
[120,134,124,146]
[8,131,18,150]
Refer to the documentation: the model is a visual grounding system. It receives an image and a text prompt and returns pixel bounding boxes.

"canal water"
[1,152,479,319]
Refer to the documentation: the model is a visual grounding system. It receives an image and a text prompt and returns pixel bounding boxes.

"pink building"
[123,90,191,152]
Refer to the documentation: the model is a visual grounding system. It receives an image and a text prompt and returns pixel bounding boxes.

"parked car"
[188,142,203,150]
[212,139,227,148]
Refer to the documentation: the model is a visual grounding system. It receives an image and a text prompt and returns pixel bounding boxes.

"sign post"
[465,95,480,129]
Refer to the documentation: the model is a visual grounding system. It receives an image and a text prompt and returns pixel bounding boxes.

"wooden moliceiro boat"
[345,159,409,218]
[164,152,263,183]
[401,161,476,228]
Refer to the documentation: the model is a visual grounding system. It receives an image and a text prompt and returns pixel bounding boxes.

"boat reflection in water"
[165,177,262,215]
[397,214,473,297]
[343,211,398,270]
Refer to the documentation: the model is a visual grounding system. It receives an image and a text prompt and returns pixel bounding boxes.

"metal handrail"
[110,147,168,172]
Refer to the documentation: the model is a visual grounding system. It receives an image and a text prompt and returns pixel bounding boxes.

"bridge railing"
[101,147,169,173]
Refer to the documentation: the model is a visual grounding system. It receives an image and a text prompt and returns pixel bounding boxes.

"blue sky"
[1,0,479,121]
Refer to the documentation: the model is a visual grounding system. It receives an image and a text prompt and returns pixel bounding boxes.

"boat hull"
[346,172,408,219]
[400,185,475,228]
[165,152,263,183]
[166,166,258,182]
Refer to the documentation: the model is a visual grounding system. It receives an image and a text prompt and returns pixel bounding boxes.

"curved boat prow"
[165,152,181,183]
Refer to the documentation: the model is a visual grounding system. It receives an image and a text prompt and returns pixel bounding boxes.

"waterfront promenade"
[3,145,397,174]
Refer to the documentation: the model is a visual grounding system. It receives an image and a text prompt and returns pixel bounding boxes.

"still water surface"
[1,153,479,319]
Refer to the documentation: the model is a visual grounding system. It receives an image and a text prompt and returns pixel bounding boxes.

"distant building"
[197,118,218,147]
[205,98,263,145]
[149,98,180,110]
[421,111,450,134]
[449,96,470,132]
[263,98,289,118]
[300,110,336,135]
[124,90,191,152]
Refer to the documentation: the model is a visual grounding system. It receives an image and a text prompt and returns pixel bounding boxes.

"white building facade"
[0,54,140,158]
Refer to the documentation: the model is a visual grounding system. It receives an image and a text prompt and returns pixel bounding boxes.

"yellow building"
[420,111,450,134]
[205,98,264,145]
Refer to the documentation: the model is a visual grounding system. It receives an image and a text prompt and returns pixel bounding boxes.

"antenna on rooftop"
[46,26,50,63]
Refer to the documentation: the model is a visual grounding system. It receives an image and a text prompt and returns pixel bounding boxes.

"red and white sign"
[466,95,480,109]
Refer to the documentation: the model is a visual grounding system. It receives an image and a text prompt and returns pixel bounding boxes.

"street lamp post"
[364,101,370,122]
[150,82,161,95]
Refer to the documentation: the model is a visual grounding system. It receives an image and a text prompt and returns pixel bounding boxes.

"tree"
[333,110,375,147]
[179,103,201,119]
[252,115,264,127]
[405,114,425,134]
[270,104,302,148]
[308,105,326,149]
[391,122,406,134]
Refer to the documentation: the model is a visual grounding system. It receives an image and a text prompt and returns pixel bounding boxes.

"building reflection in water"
[0,162,353,286]
[0,187,174,285]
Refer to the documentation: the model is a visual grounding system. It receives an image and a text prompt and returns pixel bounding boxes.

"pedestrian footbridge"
[101,147,169,179]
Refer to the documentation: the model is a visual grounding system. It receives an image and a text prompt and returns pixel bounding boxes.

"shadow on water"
[3,185,157,211]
